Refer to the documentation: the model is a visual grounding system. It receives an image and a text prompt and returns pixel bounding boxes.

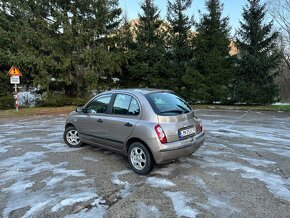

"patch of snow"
[0,145,12,153]
[204,157,290,202]
[154,167,174,176]
[239,157,276,167]
[146,177,175,188]
[200,150,231,156]
[231,144,254,149]
[185,176,240,216]
[262,147,290,158]
[83,156,98,162]
[51,192,98,212]
[111,170,133,198]
[135,202,162,218]
[40,143,82,153]
[65,206,107,218]
[206,172,221,176]
[164,191,199,218]
[0,150,101,217]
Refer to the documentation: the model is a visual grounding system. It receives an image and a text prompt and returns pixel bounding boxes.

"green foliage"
[128,0,168,88]
[0,95,14,109]
[0,0,282,106]
[193,0,234,103]
[167,0,194,95]
[234,0,281,104]
[38,95,88,107]
[0,0,123,98]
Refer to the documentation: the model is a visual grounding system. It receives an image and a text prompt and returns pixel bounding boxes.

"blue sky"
[119,0,247,34]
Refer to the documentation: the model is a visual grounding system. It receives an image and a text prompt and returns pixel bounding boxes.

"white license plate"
[179,126,196,138]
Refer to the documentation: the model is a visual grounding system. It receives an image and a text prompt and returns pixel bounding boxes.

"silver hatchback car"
[64,89,205,174]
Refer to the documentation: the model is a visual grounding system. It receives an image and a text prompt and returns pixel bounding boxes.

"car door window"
[112,94,131,115]
[86,94,112,114]
[128,98,140,115]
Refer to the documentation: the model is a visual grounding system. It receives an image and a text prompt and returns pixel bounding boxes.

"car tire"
[128,142,154,175]
[64,126,83,148]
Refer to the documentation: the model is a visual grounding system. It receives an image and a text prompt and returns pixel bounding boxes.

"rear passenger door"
[105,94,141,150]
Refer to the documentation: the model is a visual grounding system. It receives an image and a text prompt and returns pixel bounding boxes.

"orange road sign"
[8,66,22,76]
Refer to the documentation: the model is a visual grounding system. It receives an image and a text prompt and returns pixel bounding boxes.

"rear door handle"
[97,119,103,123]
[124,122,133,127]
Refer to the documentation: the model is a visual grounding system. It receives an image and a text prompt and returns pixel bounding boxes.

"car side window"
[86,95,112,114]
[113,94,131,115]
[113,94,140,116]
[128,98,140,115]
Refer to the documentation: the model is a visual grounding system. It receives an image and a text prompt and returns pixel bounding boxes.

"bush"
[38,95,88,107]
[0,95,15,110]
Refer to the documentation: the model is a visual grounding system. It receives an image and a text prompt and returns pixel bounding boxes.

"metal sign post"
[14,84,19,111]
[8,67,22,111]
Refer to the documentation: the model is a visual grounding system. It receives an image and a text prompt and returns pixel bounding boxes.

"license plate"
[179,126,196,138]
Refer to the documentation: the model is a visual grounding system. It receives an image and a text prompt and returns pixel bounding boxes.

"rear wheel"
[128,142,154,175]
[64,126,83,148]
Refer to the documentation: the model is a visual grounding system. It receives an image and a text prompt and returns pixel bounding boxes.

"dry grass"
[0,106,75,119]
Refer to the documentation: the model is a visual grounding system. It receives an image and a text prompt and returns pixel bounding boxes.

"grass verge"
[0,106,75,119]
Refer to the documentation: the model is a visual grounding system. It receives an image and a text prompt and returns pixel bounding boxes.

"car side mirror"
[76,107,85,113]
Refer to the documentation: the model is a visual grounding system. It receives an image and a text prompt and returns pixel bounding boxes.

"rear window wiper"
[177,105,190,113]
[161,109,184,114]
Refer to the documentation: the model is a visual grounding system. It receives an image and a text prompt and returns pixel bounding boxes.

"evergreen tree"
[116,14,138,88]
[130,0,168,88]
[0,0,52,92]
[166,0,194,96]
[193,0,233,103]
[235,0,281,104]
[48,0,122,96]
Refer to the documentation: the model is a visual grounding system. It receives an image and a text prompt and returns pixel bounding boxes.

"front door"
[76,94,113,146]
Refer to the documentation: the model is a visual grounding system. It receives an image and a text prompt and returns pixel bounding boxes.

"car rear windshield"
[146,92,192,116]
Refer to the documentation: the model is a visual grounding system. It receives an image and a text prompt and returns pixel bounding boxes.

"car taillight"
[155,124,167,144]
[200,123,203,132]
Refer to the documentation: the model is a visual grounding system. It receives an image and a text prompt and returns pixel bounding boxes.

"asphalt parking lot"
[1,109,290,218]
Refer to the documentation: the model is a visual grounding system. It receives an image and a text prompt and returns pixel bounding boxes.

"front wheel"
[128,142,154,175]
[64,126,83,148]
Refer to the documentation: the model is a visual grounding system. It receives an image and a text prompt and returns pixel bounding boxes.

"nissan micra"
[64,89,205,174]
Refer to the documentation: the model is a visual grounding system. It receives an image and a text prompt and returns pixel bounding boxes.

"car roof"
[104,88,173,95]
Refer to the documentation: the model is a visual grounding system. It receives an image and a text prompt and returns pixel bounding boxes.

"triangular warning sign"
[8,66,22,76]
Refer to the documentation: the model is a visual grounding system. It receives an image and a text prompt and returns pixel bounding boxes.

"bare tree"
[268,0,290,101]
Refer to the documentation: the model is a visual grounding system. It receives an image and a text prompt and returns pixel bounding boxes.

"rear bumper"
[153,131,205,164]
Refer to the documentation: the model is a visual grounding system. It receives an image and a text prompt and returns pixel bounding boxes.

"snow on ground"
[145,177,176,188]
[204,157,290,202]
[0,145,11,153]
[83,156,99,162]
[0,116,106,218]
[1,110,290,217]
[164,191,199,218]
[134,202,162,218]
[111,170,134,198]
[185,175,240,217]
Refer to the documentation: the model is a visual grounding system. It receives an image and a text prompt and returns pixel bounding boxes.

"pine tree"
[193,0,233,103]
[166,0,194,95]
[47,0,122,96]
[0,0,53,92]
[116,14,138,88]
[235,0,281,104]
[130,0,168,88]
